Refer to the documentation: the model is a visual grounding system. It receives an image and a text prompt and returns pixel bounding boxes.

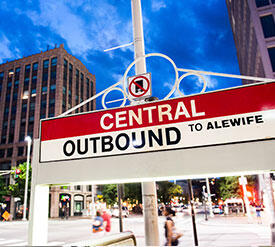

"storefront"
[73,194,84,216]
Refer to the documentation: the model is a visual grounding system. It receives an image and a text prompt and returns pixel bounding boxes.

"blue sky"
[0,0,241,109]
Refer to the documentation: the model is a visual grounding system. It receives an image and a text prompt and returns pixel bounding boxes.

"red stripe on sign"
[40,82,275,141]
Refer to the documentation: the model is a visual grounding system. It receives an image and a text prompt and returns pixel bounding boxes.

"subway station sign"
[40,82,275,163]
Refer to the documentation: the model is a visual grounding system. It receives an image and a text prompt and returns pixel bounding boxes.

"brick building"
[0,44,96,218]
[226,0,275,82]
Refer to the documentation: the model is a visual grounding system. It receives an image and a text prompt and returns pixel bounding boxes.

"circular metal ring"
[122,53,179,102]
[177,72,207,96]
[102,87,127,109]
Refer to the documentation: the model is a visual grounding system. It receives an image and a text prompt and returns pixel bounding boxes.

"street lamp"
[23,136,32,221]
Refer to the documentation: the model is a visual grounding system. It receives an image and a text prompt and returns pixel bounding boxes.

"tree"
[9,162,32,203]
[101,184,117,206]
[124,183,142,204]
[168,184,183,198]
[157,181,184,203]
[0,176,9,203]
[216,175,256,200]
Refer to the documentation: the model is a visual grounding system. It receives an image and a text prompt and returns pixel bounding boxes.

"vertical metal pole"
[91,185,96,216]
[131,0,159,245]
[188,179,198,246]
[23,137,31,221]
[206,178,214,217]
[202,186,208,221]
[117,184,123,232]
[131,0,146,74]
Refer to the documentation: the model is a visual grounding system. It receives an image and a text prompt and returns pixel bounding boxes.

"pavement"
[0,214,272,246]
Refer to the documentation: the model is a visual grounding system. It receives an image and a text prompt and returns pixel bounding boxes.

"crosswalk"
[0,238,65,246]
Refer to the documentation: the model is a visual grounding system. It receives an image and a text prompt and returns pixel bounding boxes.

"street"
[0,213,270,246]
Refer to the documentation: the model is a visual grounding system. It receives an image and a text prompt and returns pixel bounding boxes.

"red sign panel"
[40,82,275,163]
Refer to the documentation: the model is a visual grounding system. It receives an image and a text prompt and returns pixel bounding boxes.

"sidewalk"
[177,215,271,247]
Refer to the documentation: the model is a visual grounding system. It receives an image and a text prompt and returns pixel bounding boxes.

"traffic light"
[14,169,21,179]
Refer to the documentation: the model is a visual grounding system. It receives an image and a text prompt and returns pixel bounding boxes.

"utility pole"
[23,136,32,221]
[131,0,159,245]
[206,178,214,217]
[117,184,123,232]
[188,179,198,246]
[91,185,96,216]
[202,186,208,221]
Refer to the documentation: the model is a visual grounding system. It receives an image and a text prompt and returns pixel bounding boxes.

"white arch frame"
[60,53,274,115]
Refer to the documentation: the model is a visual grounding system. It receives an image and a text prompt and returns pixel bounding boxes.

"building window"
[41,100,47,108]
[268,47,275,71]
[8,69,14,78]
[7,148,13,157]
[50,84,56,91]
[51,57,57,66]
[260,15,275,38]
[19,132,25,142]
[43,60,49,68]
[87,185,92,192]
[25,64,31,73]
[0,149,5,158]
[74,185,81,190]
[42,73,48,82]
[18,147,24,156]
[42,86,48,93]
[255,0,269,7]
[32,62,38,71]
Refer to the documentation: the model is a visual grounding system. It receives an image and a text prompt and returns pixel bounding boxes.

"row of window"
[0,146,25,159]
[260,14,275,38]
[255,0,275,8]
[60,185,92,191]
[63,58,94,113]
[259,14,275,72]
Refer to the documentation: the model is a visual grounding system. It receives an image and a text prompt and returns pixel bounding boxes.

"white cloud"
[152,0,166,12]
[163,81,181,98]
[0,35,21,63]
[195,74,217,90]
[27,0,133,56]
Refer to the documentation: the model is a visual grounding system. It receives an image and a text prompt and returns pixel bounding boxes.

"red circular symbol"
[129,75,150,97]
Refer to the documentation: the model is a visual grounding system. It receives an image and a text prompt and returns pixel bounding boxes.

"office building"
[226,0,275,82]
[0,44,96,218]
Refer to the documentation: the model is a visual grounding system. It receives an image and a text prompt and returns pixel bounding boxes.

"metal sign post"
[188,179,198,246]
[206,178,214,217]
[131,0,159,245]
[117,184,123,232]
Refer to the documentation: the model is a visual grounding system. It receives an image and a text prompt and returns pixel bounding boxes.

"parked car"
[181,204,188,210]
[213,205,224,214]
[111,206,129,218]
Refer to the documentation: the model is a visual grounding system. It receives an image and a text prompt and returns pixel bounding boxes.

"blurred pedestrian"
[65,205,69,220]
[61,205,65,219]
[92,210,104,233]
[163,206,183,246]
[255,203,262,224]
[101,209,111,234]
